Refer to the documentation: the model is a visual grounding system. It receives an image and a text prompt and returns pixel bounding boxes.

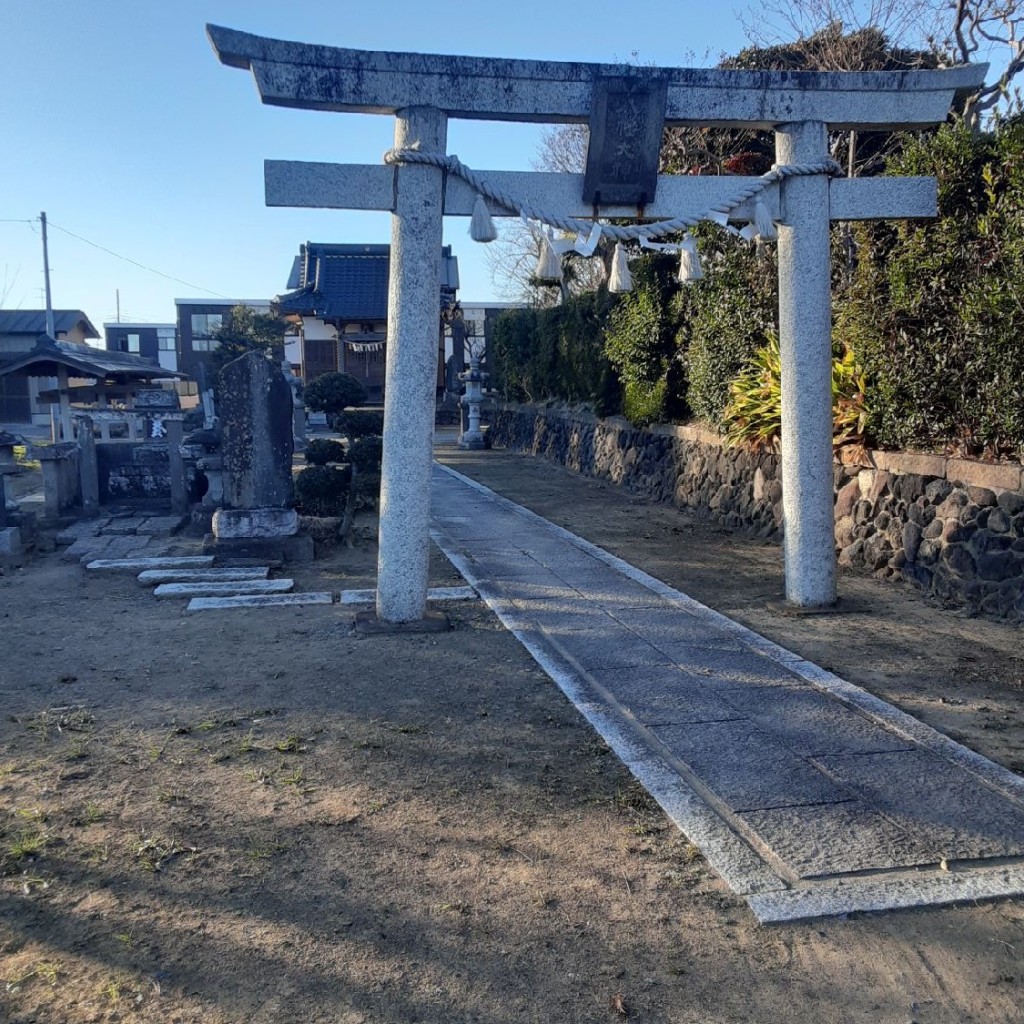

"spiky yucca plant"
[724,333,869,451]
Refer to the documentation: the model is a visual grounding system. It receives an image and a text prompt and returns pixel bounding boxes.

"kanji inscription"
[583,77,667,206]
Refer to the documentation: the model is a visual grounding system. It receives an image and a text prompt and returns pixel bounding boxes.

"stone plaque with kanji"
[583,77,667,206]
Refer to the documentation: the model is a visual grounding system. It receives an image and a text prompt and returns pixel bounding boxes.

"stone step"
[138,567,270,586]
[153,579,295,599]
[339,585,477,604]
[86,556,215,572]
[185,592,334,612]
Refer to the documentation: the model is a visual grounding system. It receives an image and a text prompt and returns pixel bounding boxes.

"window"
[157,328,176,351]
[191,338,220,352]
[126,333,140,353]
[190,313,223,338]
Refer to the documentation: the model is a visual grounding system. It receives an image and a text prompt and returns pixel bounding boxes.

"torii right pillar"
[776,120,836,607]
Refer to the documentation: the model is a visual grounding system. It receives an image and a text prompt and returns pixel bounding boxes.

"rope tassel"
[753,198,777,240]
[608,243,633,293]
[677,234,704,284]
[534,233,563,284]
[470,194,498,242]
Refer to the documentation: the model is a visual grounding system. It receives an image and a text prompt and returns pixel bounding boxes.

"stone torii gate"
[208,24,985,625]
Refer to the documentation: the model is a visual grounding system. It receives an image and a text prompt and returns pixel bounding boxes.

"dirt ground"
[0,446,1022,1024]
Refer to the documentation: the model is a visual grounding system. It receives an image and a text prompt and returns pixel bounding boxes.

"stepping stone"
[100,522,139,536]
[55,519,109,545]
[153,579,294,599]
[63,536,112,562]
[185,592,334,612]
[339,585,477,605]
[87,556,215,572]
[136,515,188,537]
[138,566,269,586]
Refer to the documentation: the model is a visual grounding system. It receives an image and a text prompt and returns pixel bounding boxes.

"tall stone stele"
[212,351,300,548]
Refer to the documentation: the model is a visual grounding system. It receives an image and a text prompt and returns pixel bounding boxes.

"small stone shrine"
[210,351,311,561]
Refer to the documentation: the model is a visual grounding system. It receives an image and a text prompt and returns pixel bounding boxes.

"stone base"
[765,595,853,616]
[0,526,24,566]
[8,510,37,548]
[458,434,486,451]
[354,609,450,635]
[187,506,215,537]
[213,507,298,539]
[203,532,314,564]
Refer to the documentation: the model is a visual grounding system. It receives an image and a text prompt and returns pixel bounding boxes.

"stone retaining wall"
[492,404,1024,622]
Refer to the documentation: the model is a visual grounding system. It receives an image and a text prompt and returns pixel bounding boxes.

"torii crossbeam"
[208,24,985,625]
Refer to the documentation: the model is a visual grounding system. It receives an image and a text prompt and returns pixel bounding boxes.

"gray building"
[0,310,100,423]
[104,322,178,373]
[174,298,271,383]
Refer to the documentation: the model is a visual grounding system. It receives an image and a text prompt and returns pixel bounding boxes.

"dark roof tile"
[0,310,100,339]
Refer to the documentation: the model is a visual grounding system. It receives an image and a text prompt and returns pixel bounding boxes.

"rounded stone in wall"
[941,544,976,577]
[987,508,1011,534]
[997,490,1024,516]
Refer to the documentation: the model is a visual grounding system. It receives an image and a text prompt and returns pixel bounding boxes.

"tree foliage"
[210,304,288,382]
[303,372,367,416]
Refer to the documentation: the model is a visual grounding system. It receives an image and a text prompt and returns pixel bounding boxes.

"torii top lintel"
[207,24,986,131]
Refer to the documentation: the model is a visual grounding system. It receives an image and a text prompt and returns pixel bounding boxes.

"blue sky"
[1,1,752,328]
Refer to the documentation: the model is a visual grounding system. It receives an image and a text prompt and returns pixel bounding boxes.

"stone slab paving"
[87,556,214,573]
[430,463,1024,922]
[153,579,295,599]
[55,519,109,545]
[185,592,334,612]
[135,515,188,537]
[137,567,268,586]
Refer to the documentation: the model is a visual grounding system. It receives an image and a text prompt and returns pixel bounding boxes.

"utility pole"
[40,211,54,337]
[116,288,120,323]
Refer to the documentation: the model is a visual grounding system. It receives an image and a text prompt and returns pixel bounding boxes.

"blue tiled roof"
[278,243,390,321]
[277,242,457,321]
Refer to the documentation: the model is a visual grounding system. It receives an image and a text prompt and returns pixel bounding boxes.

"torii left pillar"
[377,106,447,624]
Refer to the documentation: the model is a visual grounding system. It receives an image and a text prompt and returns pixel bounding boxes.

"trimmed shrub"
[353,470,381,510]
[348,435,383,473]
[335,410,385,439]
[293,465,351,517]
[303,438,347,466]
[304,372,367,416]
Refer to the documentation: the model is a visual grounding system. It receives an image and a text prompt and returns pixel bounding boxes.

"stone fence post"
[166,419,188,515]
[37,443,81,519]
[77,417,100,515]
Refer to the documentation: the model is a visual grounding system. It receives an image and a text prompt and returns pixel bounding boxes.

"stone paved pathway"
[58,512,189,564]
[430,463,1024,922]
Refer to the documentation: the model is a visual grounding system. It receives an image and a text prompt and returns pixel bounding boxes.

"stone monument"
[281,358,308,452]
[209,351,311,561]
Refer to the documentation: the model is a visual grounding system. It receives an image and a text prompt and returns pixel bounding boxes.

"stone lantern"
[458,353,488,450]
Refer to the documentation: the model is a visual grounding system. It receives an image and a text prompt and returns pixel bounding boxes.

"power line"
[37,217,230,298]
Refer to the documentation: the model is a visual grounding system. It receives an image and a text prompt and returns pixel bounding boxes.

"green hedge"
[837,123,1024,458]
[488,121,1024,456]
[490,288,618,408]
